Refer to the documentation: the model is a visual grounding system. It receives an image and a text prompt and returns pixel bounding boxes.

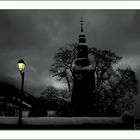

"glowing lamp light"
[17,59,26,72]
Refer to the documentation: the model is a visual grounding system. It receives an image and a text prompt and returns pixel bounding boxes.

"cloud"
[117,56,140,70]
[0,10,140,96]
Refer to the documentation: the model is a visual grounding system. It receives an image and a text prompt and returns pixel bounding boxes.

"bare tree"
[105,68,138,115]
[50,44,139,116]
[50,43,77,93]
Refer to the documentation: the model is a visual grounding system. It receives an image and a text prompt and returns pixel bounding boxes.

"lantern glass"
[17,59,26,72]
[18,63,25,71]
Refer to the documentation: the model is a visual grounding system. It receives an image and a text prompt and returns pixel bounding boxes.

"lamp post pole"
[19,71,24,126]
[17,59,26,126]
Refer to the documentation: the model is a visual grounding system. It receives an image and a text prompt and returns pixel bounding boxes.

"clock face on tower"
[74,70,83,81]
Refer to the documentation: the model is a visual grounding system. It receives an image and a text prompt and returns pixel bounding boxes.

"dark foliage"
[49,44,139,116]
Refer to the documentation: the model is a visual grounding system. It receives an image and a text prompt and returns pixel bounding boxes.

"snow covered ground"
[0,115,134,129]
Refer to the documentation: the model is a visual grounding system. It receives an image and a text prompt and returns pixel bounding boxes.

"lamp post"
[17,59,26,126]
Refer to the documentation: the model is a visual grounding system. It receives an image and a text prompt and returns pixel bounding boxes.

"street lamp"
[17,59,26,126]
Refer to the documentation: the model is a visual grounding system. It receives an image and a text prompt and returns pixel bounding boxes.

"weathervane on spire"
[80,16,84,32]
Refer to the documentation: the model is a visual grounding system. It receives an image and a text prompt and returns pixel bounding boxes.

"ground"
[0,115,134,129]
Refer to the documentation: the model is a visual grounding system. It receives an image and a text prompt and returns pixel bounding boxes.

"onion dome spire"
[80,16,83,33]
[75,17,90,67]
[79,16,86,44]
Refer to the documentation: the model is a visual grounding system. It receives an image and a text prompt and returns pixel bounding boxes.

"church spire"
[75,17,90,67]
[80,16,83,33]
[79,16,86,44]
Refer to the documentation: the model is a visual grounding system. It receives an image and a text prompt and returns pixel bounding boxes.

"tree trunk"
[65,73,71,93]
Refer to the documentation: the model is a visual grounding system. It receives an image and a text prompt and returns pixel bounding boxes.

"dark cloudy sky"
[0,10,140,118]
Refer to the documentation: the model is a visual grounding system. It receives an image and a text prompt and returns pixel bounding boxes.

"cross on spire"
[80,16,84,32]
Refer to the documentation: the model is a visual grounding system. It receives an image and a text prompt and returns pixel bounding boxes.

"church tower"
[71,17,95,116]
[75,17,90,67]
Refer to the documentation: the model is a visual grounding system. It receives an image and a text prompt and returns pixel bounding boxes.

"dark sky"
[0,10,140,118]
